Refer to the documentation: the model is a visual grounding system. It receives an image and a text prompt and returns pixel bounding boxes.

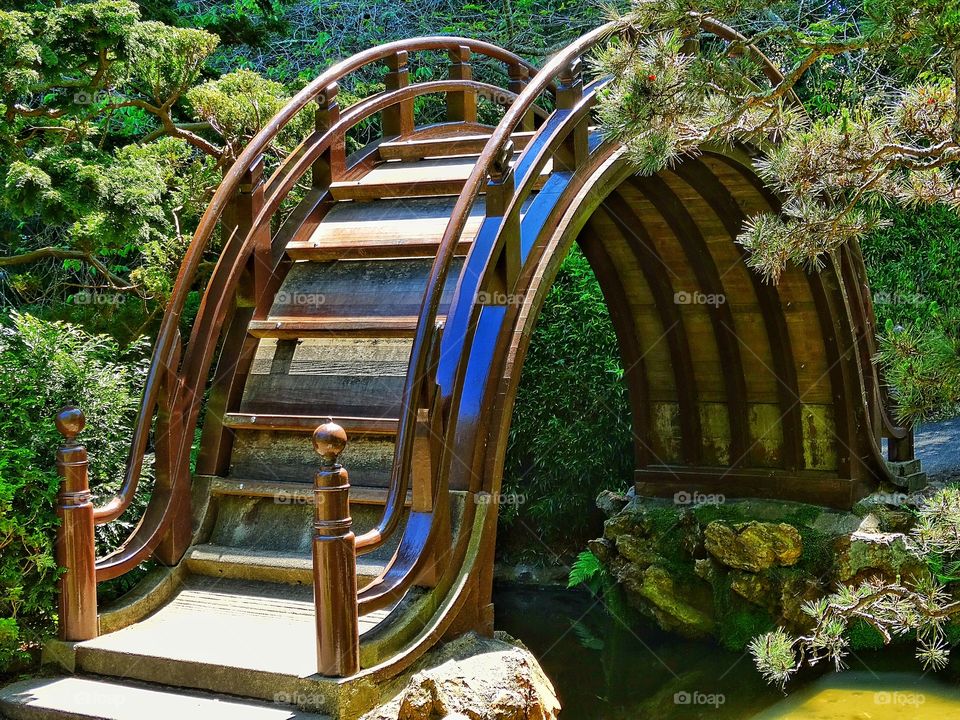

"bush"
[863,206,960,423]
[0,312,148,671]
[501,246,634,549]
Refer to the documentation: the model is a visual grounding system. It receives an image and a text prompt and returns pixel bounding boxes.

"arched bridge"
[2,22,919,720]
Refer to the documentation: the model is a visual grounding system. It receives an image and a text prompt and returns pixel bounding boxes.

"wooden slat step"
[223,413,398,435]
[260,257,463,327]
[286,196,485,261]
[248,316,423,338]
[230,431,394,486]
[378,130,536,161]
[329,154,551,201]
[209,476,411,505]
[241,337,409,418]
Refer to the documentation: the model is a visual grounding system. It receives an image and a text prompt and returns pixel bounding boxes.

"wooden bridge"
[0,21,918,720]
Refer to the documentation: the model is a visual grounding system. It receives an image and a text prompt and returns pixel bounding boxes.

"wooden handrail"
[87,37,538,582]
[353,17,797,608]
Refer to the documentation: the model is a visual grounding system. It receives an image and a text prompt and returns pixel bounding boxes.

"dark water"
[493,584,960,720]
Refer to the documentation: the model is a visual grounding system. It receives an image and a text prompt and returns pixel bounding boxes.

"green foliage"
[568,550,604,591]
[567,550,632,623]
[0,311,149,671]
[751,486,960,688]
[502,245,633,546]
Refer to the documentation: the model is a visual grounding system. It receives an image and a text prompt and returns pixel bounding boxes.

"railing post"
[486,140,520,291]
[382,51,414,138]
[508,63,535,131]
[314,82,345,188]
[447,45,478,123]
[553,57,588,171]
[312,421,359,677]
[55,407,98,641]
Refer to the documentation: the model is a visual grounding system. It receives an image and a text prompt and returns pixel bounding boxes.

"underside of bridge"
[572,154,879,509]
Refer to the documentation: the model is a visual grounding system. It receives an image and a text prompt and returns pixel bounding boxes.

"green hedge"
[0,313,147,672]
[500,245,634,550]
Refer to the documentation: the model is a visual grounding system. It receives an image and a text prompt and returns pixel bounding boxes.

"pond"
[493,584,960,719]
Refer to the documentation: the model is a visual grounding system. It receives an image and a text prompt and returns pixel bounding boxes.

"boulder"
[704,521,802,572]
[636,565,714,637]
[363,632,560,720]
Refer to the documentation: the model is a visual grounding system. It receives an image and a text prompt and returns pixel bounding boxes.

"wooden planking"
[635,466,853,508]
[286,197,486,261]
[223,413,398,435]
[329,153,551,201]
[208,476,411,505]
[241,337,410,417]
[265,257,463,320]
[378,131,536,161]
[596,195,701,464]
[230,431,395,486]
[248,316,422,338]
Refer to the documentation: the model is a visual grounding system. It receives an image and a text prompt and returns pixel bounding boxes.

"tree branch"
[0,247,138,292]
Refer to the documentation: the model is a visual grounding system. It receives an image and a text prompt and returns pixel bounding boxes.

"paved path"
[915,417,960,482]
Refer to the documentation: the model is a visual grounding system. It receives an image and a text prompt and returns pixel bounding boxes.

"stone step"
[885,458,921,476]
[0,675,331,720]
[185,543,387,586]
[53,576,393,715]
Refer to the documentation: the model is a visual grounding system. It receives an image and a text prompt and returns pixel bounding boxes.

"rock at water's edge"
[362,631,561,720]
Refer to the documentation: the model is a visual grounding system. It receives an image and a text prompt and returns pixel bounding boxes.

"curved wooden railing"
[55,37,546,596]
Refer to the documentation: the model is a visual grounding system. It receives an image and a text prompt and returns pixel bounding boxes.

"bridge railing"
[53,37,550,627]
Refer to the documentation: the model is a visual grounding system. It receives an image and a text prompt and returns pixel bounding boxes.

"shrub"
[501,246,634,549]
[863,206,960,423]
[0,312,148,671]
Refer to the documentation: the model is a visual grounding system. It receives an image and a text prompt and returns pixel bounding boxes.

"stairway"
[0,133,511,720]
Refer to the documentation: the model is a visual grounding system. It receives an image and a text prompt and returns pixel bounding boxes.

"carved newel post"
[312,421,360,676]
[54,407,98,641]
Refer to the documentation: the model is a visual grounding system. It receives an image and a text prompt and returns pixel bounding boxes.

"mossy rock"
[704,521,803,572]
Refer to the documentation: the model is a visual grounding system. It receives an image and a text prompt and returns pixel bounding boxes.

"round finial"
[55,406,85,440]
[313,420,347,463]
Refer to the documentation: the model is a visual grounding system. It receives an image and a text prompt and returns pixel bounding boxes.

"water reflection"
[493,585,960,719]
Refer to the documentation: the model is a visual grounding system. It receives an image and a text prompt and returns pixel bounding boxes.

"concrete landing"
[75,576,387,679]
[0,676,331,720]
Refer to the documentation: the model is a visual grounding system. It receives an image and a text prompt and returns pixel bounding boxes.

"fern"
[568,550,603,590]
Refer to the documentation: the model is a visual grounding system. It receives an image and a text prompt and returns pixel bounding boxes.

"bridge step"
[377,130,535,161]
[208,475,411,505]
[223,412,398,435]
[0,676,331,720]
[51,576,395,714]
[328,153,550,201]
[247,316,423,338]
[185,544,387,585]
[286,196,485,261]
